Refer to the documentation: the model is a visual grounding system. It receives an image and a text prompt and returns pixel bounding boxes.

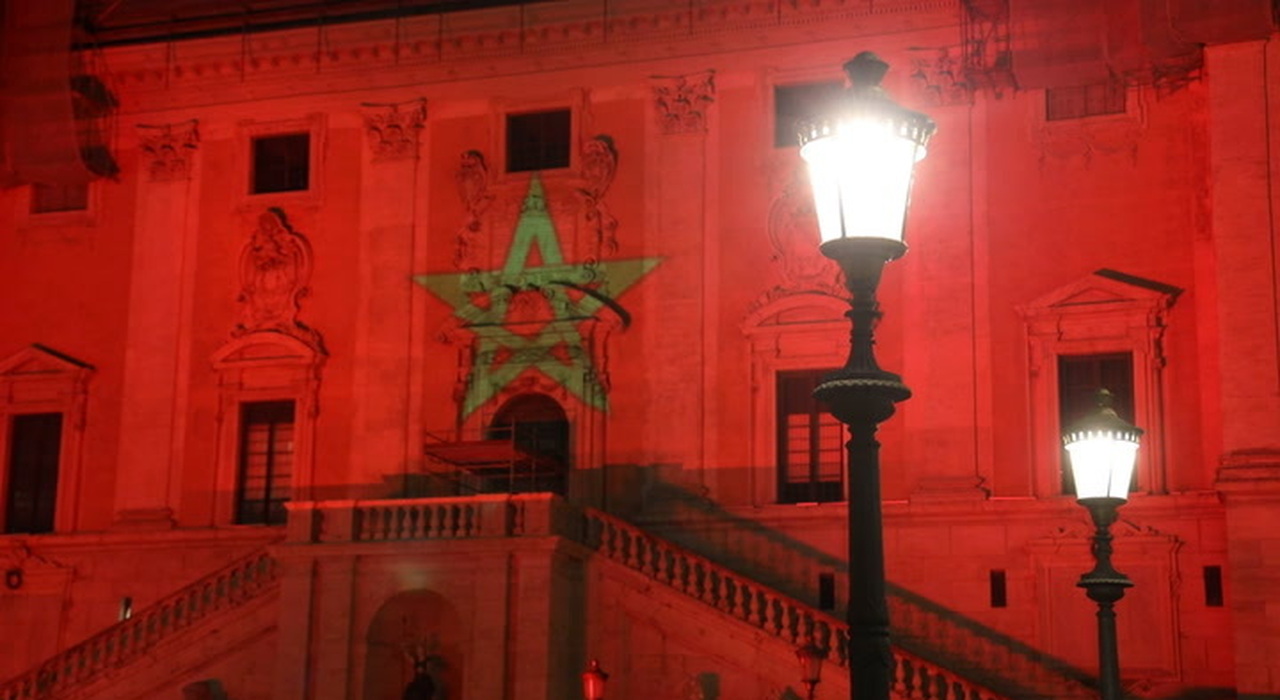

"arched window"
[487,393,569,495]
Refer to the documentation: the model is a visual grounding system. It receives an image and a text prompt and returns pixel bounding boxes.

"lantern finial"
[843,51,889,89]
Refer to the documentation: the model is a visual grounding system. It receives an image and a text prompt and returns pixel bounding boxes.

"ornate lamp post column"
[1063,390,1143,700]
[797,641,826,700]
[797,52,936,700]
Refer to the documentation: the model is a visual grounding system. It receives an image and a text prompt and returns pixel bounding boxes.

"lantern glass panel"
[1065,434,1138,500]
[800,119,925,244]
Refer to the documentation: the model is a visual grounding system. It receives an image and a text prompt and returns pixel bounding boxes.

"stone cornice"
[98,0,958,109]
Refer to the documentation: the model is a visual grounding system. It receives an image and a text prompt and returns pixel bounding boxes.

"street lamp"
[797,52,936,700]
[1063,389,1142,700]
[797,641,826,700]
[581,659,609,700]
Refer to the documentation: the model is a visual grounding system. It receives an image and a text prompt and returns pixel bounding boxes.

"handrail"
[0,548,279,700]
[581,509,1012,700]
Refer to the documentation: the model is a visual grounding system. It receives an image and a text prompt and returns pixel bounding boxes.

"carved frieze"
[578,135,619,255]
[362,99,426,161]
[234,208,323,350]
[652,71,716,134]
[136,120,199,181]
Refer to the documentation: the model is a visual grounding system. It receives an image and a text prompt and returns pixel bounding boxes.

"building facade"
[1,0,1279,698]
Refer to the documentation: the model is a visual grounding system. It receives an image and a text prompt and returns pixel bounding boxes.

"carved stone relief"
[577,135,619,255]
[652,71,716,134]
[757,166,843,309]
[137,120,199,181]
[453,149,494,270]
[234,208,323,350]
[362,99,427,161]
[908,48,972,107]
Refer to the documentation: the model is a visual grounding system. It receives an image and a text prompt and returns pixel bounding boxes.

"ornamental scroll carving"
[652,71,715,134]
[578,135,619,255]
[453,149,494,269]
[234,208,323,349]
[908,48,972,107]
[765,167,842,297]
[137,120,199,181]
[362,99,426,161]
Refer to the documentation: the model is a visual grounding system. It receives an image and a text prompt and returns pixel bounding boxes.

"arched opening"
[485,393,569,495]
[362,590,462,700]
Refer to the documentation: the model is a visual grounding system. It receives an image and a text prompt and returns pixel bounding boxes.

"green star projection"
[414,175,660,417]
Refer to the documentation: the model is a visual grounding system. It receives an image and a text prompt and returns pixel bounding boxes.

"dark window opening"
[774,81,841,148]
[251,132,310,194]
[235,400,295,525]
[1046,82,1126,121]
[506,109,571,172]
[486,393,569,495]
[1204,565,1224,607]
[5,413,63,534]
[31,183,89,214]
[1058,352,1135,495]
[989,569,1008,608]
[777,369,844,504]
[818,572,836,611]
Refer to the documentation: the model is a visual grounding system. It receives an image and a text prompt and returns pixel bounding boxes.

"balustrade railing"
[582,509,1010,700]
[0,549,278,700]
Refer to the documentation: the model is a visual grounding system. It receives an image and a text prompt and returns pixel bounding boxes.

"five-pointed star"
[414,175,660,417]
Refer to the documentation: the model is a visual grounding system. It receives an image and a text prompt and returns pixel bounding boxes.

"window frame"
[4,412,65,534]
[504,108,573,174]
[235,400,297,526]
[491,91,583,182]
[236,114,326,208]
[772,80,843,149]
[1021,272,1177,498]
[743,293,850,505]
[0,345,93,534]
[212,333,323,526]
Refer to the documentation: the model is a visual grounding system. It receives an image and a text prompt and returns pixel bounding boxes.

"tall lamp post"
[1063,389,1142,700]
[797,52,936,700]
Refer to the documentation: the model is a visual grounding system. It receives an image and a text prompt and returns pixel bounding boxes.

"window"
[251,133,311,194]
[1058,352,1135,494]
[235,401,295,525]
[31,183,89,214]
[506,109,571,172]
[1045,81,1126,121]
[1021,270,1177,497]
[774,81,841,148]
[777,369,845,504]
[5,413,63,534]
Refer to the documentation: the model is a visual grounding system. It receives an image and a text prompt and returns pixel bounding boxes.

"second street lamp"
[1064,389,1143,700]
[797,52,936,700]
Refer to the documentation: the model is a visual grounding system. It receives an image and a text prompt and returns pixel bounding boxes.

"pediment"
[211,332,322,370]
[0,344,93,380]
[742,291,848,333]
[1020,269,1180,319]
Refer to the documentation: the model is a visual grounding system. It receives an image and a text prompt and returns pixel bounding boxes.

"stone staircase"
[0,549,279,700]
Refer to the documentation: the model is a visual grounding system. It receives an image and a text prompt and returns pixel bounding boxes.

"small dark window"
[818,572,836,611]
[251,133,310,194]
[31,183,89,213]
[777,369,844,504]
[1203,565,1224,607]
[1045,82,1126,121]
[506,109,571,172]
[989,569,1008,608]
[236,401,295,525]
[1058,352,1135,494]
[5,413,63,534]
[774,82,841,148]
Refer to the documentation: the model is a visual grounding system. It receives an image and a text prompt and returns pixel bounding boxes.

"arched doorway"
[486,393,569,495]
[362,590,463,700]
